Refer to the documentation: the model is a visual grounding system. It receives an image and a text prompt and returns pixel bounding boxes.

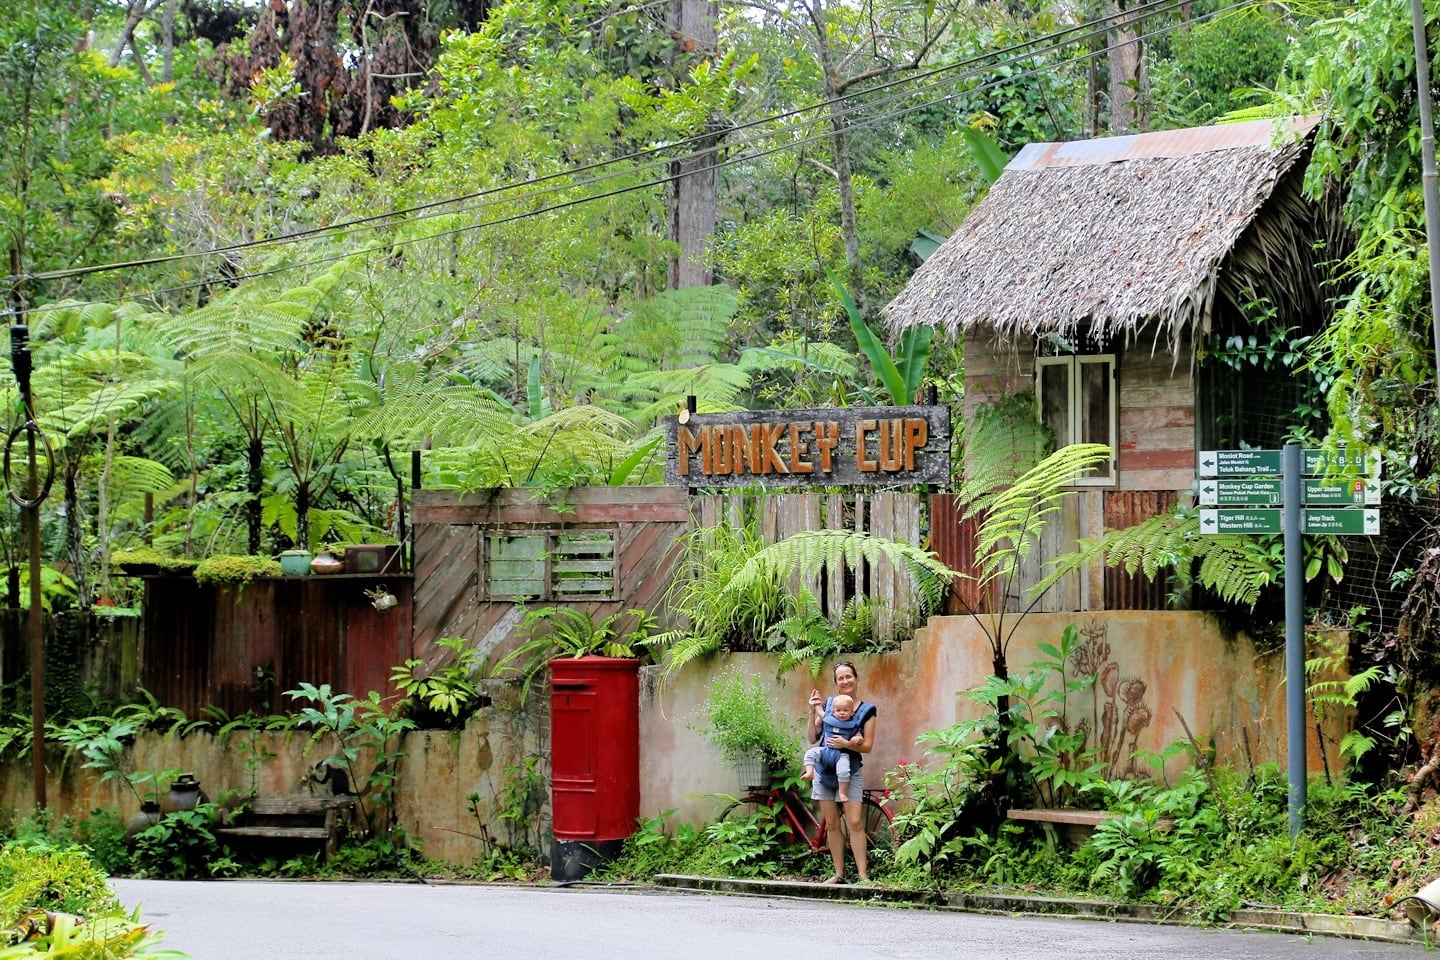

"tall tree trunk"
[295,479,311,551]
[64,467,88,608]
[666,0,719,291]
[1106,0,1148,133]
[806,0,868,317]
[247,427,264,555]
[108,0,160,68]
[161,0,177,82]
[825,96,867,317]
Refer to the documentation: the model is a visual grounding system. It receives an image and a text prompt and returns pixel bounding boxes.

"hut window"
[1036,354,1117,485]
[482,528,618,600]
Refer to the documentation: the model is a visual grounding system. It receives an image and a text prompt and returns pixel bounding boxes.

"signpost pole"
[1283,442,1305,837]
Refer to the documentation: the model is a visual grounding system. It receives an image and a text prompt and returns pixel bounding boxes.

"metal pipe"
[1410,0,1440,387]
[10,324,44,810]
[1284,443,1304,837]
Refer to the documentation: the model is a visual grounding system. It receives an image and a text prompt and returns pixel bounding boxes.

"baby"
[801,694,864,801]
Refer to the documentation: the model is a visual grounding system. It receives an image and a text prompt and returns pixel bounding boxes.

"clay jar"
[166,773,207,812]
[310,553,343,575]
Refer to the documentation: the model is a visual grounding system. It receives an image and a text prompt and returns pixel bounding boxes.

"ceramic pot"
[310,553,343,575]
[167,773,206,812]
[125,800,162,841]
[279,549,311,576]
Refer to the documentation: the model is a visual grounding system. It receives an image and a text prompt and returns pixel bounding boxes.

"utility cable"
[11,0,1202,288]
[6,0,1259,316]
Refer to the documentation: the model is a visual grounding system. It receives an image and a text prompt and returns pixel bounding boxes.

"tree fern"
[1039,508,1282,609]
[963,443,1112,598]
[946,392,1112,680]
[656,525,953,679]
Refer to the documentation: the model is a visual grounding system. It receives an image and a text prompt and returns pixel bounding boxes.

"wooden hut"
[882,117,1348,610]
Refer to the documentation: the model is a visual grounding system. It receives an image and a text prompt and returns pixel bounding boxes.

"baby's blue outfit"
[806,700,871,790]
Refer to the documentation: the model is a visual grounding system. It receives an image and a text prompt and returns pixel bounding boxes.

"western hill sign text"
[663,406,951,488]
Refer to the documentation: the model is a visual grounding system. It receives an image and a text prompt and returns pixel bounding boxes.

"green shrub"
[691,667,800,769]
[6,810,130,878]
[193,554,282,586]
[0,845,118,917]
[130,807,222,879]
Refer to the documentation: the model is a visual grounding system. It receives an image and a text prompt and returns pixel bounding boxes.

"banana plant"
[826,266,933,406]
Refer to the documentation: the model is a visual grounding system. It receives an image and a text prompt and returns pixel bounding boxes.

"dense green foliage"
[0,843,186,958]
[0,0,1332,619]
[4,0,1440,923]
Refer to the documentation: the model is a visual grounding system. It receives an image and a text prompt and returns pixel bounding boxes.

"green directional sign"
[1303,508,1380,535]
[1197,478,1283,506]
[1303,478,1381,506]
[1199,508,1282,534]
[1303,447,1373,476]
[1198,450,1282,477]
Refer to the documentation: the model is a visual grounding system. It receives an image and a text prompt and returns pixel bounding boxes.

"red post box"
[549,656,640,881]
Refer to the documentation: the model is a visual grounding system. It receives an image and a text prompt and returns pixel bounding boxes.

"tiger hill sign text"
[664,405,951,488]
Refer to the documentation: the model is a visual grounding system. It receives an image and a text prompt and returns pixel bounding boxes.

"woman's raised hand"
[808,688,823,708]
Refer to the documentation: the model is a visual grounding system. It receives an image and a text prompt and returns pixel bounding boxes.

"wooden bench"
[1006,808,1173,848]
[216,796,357,861]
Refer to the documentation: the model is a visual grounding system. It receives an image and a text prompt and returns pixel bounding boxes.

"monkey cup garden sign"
[664,406,951,488]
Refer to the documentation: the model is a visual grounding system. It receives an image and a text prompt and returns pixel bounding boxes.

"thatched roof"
[882,117,1330,352]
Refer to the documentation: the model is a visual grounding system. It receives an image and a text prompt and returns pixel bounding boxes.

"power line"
[8,0,1258,317]
[12,0,1198,288]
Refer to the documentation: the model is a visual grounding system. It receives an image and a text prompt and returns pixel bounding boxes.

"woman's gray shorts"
[810,764,863,801]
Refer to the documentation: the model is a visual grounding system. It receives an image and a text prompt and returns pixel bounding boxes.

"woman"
[806,661,877,883]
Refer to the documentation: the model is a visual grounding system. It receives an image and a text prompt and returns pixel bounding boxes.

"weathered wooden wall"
[962,330,1197,497]
[691,491,925,639]
[938,329,1196,612]
[411,487,691,668]
[1116,336,1197,493]
[142,575,412,716]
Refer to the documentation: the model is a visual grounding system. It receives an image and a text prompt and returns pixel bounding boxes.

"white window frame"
[1036,353,1118,486]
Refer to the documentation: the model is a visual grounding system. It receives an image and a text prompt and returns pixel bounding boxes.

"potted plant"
[693,666,801,789]
[495,606,657,695]
[365,585,398,610]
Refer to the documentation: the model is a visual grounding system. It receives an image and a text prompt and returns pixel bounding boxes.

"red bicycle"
[717,775,897,860]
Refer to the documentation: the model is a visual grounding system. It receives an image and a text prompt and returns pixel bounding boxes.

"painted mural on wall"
[1069,619,1155,779]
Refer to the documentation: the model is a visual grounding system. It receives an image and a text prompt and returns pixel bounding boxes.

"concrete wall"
[0,612,1345,865]
[639,611,1343,829]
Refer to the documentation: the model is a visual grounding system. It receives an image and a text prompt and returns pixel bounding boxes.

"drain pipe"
[1411,0,1440,387]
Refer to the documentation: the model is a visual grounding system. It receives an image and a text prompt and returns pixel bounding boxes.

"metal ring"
[4,419,55,508]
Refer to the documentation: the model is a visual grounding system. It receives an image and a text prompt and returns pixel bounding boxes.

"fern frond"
[725,529,954,608]
[970,443,1111,588]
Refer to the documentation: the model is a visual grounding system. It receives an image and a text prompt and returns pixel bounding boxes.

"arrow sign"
[1303,447,1374,476]
[1303,508,1380,535]
[1302,478,1381,506]
[1198,450,1282,477]
[1197,478,1284,506]
[1200,508,1282,534]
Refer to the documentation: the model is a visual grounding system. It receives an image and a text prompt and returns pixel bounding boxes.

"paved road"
[111,879,1424,959]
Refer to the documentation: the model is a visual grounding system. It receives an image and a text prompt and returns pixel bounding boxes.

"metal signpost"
[1197,444,1381,837]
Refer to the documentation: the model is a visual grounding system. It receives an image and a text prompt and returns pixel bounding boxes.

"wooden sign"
[664,405,951,488]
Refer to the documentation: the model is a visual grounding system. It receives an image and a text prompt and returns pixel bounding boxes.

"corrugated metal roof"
[1007,116,1321,171]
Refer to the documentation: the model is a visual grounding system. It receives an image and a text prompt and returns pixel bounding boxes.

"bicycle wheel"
[860,798,897,858]
[718,795,805,855]
[717,797,770,826]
